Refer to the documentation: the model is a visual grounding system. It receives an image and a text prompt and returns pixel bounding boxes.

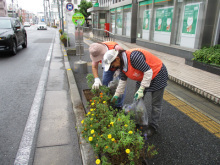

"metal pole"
[57,0,61,29]
[66,7,69,47]
[12,0,14,17]
[61,0,64,32]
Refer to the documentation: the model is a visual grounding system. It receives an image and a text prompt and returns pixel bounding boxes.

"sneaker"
[146,125,157,138]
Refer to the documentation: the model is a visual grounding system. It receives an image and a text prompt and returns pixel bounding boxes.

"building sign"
[94,3,99,7]
[72,13,85,26]
[116,7,123,28]
[155,7,173,32]
[143,10,150,30]
[182,3,200,35]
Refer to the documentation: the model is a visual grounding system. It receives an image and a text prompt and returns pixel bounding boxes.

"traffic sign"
[72,13,85,26]
[66,3,74,11]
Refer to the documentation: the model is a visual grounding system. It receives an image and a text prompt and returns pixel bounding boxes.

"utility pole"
[57,0,61,29]
[61,0,64,32]
[12,0,14,17]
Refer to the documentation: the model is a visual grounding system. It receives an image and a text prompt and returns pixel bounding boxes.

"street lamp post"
[61,0,64,33]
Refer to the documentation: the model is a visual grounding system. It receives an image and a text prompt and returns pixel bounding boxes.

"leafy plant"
[74,0,93,19]
[80,74,158,165]
[193,45,220,67]
[60,32,70,46]
[59,29,63,34]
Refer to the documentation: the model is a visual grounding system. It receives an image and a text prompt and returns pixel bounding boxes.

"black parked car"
[0,17,27,55]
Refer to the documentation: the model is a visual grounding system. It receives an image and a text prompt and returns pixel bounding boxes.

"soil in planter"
[83,89,95,102]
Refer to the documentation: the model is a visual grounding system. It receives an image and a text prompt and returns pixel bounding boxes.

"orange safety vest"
[123,48,163,81]
[102,41,118,50]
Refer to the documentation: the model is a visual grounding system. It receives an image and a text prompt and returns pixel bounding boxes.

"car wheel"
[11,40,17,55]
[22,36,27,48]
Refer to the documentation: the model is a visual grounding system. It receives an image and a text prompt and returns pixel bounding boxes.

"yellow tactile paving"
[163,94,177,101]
[168,99,187,107]
[178,105,198,114]
[215,133,220,138]
[187,113,210,123]
[165,90,220,138]
[199,121,220,134]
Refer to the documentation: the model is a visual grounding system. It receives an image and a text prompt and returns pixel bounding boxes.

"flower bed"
[79,74,158,165]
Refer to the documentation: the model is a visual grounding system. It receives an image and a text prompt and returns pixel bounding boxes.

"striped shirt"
[120,51,168,92]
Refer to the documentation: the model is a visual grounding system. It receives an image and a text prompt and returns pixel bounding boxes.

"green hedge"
[193,45,220,67]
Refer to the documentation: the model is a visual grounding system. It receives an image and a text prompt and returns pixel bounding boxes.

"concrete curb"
[60,43,96,165]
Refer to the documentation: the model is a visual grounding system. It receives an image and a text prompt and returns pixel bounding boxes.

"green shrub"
[59,29,63,34]
[80,74,158,165]
[193,45,220,66]
[60,32,70,46]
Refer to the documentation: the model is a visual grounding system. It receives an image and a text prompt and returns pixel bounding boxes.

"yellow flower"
[81,120,84,124]
[90,109,93,111]
[126,149,130,154]
[108,125,110,127]
[91,129,94,134]
[124,124,128,127]
[103,101,106,104]
[90,125,93,127]
[89,137,93,141]
[88,112,91,115]
[96,159,101,164]
[110,122,114,125]
[108,134,112,139]
[91,103,95,105]
[111,138,115,141]
[101,135,103,137]
[128,131,133,134]
[90,118,93,121]
[92,114,94,116]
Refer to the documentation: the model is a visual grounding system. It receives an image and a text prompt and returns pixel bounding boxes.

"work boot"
[145,125,157,138]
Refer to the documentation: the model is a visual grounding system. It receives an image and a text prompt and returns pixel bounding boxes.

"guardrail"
[83,27,115,42]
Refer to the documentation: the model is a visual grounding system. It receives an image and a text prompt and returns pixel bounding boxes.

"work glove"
[111,95,119,105]
[92,78,102,89]
[134,86,145,101]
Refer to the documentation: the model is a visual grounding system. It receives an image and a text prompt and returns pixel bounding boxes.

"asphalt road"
[0,25,56,164]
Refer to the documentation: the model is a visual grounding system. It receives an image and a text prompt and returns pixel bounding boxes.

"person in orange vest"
[89,41,125,109]
[103,48,168,138]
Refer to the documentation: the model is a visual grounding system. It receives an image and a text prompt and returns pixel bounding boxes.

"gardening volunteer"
[103,48,168,137]
[89,41,126,109]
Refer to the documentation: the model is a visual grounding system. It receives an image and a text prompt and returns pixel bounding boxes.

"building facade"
[0,0,8,16]
[88,0,220,64]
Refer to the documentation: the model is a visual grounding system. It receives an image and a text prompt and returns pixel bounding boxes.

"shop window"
[137,0,153,40]
[93,13,98,28]
[116,7,123,35]
[110,9,116,33]
[174,0,205,49]
[153,0,174,44]
[100,13,106,29]
[122,4,132,37]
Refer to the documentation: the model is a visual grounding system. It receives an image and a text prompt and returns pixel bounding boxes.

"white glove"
[134,86,145,100]
[92,78,102,89]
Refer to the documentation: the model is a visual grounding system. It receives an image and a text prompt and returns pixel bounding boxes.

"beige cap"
[89,43,107,62]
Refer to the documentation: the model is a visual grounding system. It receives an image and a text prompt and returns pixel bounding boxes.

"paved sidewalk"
[33,32,83,165]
